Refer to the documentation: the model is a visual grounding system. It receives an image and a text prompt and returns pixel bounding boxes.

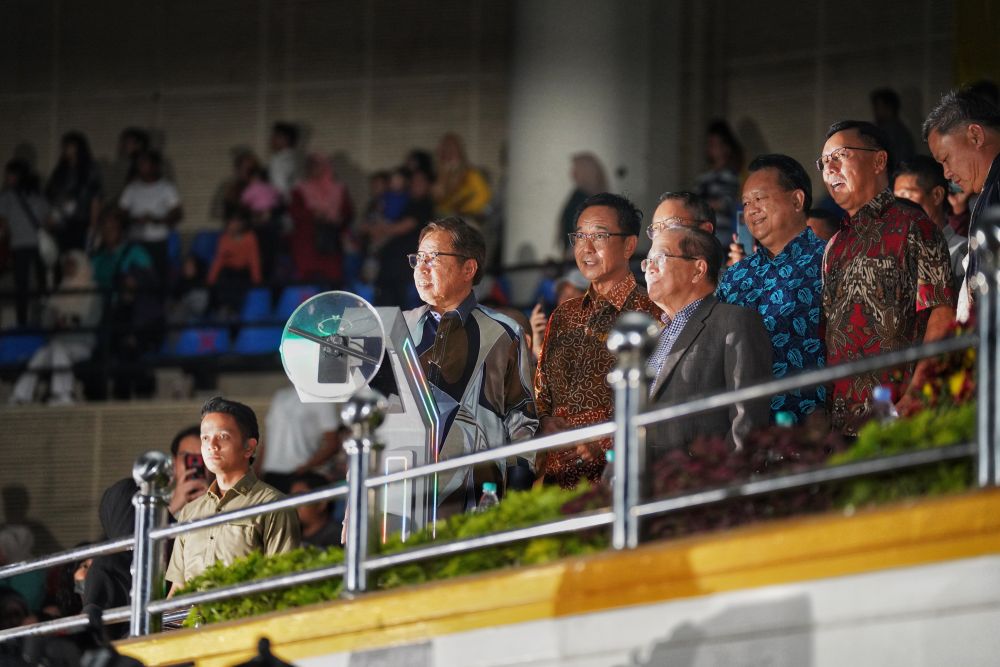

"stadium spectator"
[259,385,344,493]
[239,165,282,280]
[806,207,842,241]
[82,478,136,637]
[695,120,744,239]
[218,150,260,220]
[374,168,434,308]
[168,424,212,517]
[104,127,150,203]
[534,193,660,488]
[870,87,915,167]
[44,131,102,253]
[289,154,352,285]
[894,155,969,285]
[290,472,344,549]
[9,250,100,405]
[268,122,301,201]
[166,397,300,593]
[558,153,609,249]
[432,133,491,219]
[0,158,50,326]
[118,149,182,277]
[819,120,954,434]
[206,210,261,319]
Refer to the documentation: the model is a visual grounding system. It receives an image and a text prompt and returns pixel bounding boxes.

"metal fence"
[1,227,998,645]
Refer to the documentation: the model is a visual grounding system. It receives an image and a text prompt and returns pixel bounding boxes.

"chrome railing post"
[607,312,659,550]
[130,451,173,636]
[974,206,1000,487]
[341,390,387,597]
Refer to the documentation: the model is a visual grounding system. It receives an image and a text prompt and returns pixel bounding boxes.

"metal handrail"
[0,537,133,581]
[635,334,977,427]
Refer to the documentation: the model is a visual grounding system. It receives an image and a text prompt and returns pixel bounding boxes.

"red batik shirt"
[822,189,954,435]
[534,272,661,487]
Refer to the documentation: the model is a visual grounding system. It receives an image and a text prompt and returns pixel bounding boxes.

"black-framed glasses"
[646,217,711,239]
[815,146,881,172]
[407,251,471,268]
[640,252,699,271]
[567,231,630,247]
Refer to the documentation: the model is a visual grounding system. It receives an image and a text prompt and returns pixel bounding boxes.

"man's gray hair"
[922,88,1000,141]
[663,224,724,285]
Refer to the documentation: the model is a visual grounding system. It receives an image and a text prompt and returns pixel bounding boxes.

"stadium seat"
[273,284,320,321]
[189,230,220,268]
[0,333,47,365]
[232,326,283,355]
[240,287,273,323]
[172,327,230,357]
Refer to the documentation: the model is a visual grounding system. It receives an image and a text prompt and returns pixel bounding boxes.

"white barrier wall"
[296,555,1000,667]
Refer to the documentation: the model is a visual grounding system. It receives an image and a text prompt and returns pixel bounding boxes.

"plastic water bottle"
[601,450,616,489]
[476,482,500,512]
[871,385,899,423]
[775,411,796,428]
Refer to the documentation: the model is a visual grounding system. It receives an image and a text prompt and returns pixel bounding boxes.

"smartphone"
[184,453,206,480]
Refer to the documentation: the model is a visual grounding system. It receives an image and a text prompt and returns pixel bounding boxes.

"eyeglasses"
[815,146,881,172]
[640,252,699,271]
[645,218,712,239]
[567,231,630,247]
[407,251,471,268]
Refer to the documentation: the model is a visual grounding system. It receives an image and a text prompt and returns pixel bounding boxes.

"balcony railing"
[1,225,998,644]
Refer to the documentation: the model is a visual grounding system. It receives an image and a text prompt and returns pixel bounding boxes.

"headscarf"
[48,250,97,325]
[571,152,608,195]
[297,154,347,221]
[98,478,137,539]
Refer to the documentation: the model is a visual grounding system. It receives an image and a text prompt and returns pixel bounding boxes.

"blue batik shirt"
[716,226,827,423]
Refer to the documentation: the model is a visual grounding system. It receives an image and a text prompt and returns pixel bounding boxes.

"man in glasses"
[534,192,660,489]
[923,87,1000,322]
[645,225,771,456]
[819,120,954,435]
[716,154,827,426]
[404,217,537,515]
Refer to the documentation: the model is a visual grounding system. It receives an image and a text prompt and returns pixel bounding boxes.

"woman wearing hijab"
[9,249,100,405]
[83,478,136,638]
[432,133,491,218]
[288,154,353,285]
[557,152,608,245]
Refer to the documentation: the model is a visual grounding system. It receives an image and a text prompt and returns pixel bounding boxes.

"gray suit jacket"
[647,296,772,459]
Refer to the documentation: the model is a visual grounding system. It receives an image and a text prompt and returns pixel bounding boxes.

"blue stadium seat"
[273,284,320,321]
[240,287,273,323]
[189,230,220,268]
[232,326,282,355]
[172,327,230,357]
[0,334,47,365]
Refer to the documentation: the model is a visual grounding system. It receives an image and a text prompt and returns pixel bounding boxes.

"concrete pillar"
[505,0,654,301]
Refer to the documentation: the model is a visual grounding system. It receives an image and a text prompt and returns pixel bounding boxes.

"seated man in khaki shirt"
[166,396,300,594]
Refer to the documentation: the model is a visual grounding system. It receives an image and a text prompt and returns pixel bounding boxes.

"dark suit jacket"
[646,296,772,459]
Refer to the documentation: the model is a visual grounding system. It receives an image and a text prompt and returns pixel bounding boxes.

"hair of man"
[666,224,724,285]
[747,154,814,213]
[656,190,717,229]
[895,154,949,194]
[201,396,259,442]
[418,216,487,285]
[922,87,1000,141]
[170,424,201,458]
[573,192,643,237]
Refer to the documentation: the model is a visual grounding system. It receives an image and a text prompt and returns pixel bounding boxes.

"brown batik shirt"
[534,272,661,488]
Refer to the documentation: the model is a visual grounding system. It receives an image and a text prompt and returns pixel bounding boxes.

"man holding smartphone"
[168,425,211,517]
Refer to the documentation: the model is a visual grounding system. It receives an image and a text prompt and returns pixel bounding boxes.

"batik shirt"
[717,226,827,424]
[535,273,661,488]
[822,189,954,435]
[407,292,538,513]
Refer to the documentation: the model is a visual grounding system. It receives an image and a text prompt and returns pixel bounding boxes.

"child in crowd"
[207,210,261,318]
